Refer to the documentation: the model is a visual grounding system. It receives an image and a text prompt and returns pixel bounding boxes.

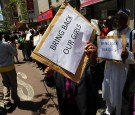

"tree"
[1,3,11,31]
[17,0,28,21]
[8,0,28,21]
[1,0,28,31]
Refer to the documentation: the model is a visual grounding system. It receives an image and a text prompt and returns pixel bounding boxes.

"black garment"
[121,64,135,115]
[45,61,100,115]
[29,35,35,51]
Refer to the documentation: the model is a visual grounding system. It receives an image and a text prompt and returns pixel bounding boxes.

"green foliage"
[1,3,11,31]
[1,0,28,31]
[17,0,28,21]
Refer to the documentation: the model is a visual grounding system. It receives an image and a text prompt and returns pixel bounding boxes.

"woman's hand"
[84,41,97,65]
[43,67,53,77]
[121,49,129,63]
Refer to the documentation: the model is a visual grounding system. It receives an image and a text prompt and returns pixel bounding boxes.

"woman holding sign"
[86,9,135,115]
[44,43,101,115]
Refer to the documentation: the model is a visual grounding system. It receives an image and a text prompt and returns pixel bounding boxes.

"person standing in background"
[10,34,19,64]
[0,33,20,113]
[100,16,114,36]
[102,9,134,115]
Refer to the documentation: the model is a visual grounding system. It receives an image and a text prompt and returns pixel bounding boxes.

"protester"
[18,33,31,61]
[18,33,26,61]
[121,62,135,115]
[0,33,20,112]
[98,19,105,32]
[10,34,19,64]
[97,16,114,91]
[88,9,134,115]
[121,30,135,114]
[23,33,31,61]
[33,30,44,70]
[29,30,35,51]
[44,41,101,115]
[102,9,134,115]
[100,16,114,36]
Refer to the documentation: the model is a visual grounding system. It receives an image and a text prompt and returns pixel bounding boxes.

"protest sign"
[31,2,96,82]
[97,36,126,62]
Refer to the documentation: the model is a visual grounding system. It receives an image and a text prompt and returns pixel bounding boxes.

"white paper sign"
[98,38,123,61]
[38,6,94,74]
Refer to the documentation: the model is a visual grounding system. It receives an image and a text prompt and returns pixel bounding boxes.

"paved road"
[0,50,59,115]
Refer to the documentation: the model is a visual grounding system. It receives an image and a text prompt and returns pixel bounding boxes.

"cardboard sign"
[97,36,126,62]
[31,2,96,83]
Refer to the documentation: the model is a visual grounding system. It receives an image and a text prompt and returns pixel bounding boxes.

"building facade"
[51,0,64,8]
[80,0,135,29]
[1,0,135,30]
[36,0,81,27]
[125,0,135,29]
[30,0,49,22]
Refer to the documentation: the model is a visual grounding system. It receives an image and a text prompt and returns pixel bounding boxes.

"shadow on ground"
[15,61,26,66]
[0,96,58,115]
[18,98,50,114]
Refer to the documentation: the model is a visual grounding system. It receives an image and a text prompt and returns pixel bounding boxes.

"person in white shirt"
[85,9,134,115]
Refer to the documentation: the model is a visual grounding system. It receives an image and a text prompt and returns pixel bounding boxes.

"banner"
[97,36,126,62]
[31,3,96,82]
[38,9,54,22]
[80,0,106,7]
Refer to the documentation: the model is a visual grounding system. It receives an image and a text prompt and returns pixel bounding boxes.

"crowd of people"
[0,8,135,115]
[1,26,47,69]
[0,25,47,113]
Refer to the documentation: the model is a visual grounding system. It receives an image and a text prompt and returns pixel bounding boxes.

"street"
[0,50,59,115]
[0,49,105,115]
